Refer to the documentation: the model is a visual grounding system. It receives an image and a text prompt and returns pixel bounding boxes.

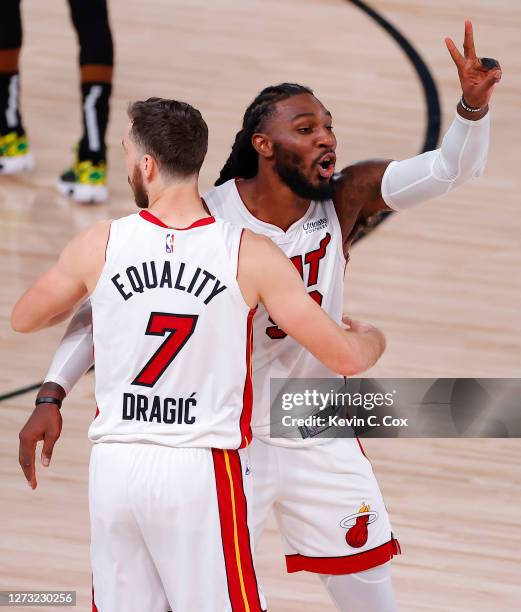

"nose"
[316,126,336,149]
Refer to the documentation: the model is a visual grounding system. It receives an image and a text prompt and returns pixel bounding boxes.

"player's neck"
[237,172,310,232]
[146,180,209,228]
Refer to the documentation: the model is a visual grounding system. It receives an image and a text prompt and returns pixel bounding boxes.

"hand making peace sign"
[445,20,502,109]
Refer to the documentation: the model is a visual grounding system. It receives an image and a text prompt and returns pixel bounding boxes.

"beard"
[273,143,335,202]
[128,165,149,209]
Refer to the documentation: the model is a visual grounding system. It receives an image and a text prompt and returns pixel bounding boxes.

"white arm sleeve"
[43,299,94,394]
[381,111,490,210]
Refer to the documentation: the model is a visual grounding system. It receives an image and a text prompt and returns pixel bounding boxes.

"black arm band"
[35,396,62,408]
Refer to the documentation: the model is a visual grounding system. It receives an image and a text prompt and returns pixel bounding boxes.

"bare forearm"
[337,328,386,375]
[12,300,75,333]
[277,306,385,377]
[11,271,87,333]
[11,223,105,334]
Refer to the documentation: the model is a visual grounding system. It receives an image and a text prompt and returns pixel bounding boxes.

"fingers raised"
[463,20,477,59]
[445,37,464,68]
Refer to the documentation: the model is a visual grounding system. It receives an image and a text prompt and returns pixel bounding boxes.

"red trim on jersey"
[92,583,98,611]
[212,448,262,611]
[139,209,215,230]
[238,308,256,448]
[285,537,401,575]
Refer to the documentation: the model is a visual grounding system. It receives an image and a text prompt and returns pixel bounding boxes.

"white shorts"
[249,436,401,575]
[89,442,265,612]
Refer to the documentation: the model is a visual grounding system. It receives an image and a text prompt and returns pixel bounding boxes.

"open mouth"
[316,152,336,179]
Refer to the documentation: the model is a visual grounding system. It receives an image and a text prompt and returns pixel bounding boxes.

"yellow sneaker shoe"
[0,131,35,174]
[58,158,108,203]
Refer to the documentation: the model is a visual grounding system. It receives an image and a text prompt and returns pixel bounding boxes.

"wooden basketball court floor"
[1,0,520,609]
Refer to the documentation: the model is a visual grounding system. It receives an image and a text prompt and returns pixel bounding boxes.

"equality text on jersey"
[111,259,227,305]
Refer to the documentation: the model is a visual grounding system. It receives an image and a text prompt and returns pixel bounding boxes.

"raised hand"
[445,20,502,108]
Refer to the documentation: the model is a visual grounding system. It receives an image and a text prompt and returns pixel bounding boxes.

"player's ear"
[252,132,274,160]
[141,155,155,182]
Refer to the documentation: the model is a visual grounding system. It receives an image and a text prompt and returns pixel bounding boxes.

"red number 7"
[132,312,198,388]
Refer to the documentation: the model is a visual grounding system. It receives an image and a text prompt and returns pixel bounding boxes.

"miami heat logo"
[340,502,378,548]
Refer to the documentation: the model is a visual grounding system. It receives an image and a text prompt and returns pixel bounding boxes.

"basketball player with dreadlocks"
[19,22,500,611]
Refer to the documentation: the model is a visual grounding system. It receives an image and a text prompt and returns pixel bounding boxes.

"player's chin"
[309,175,335,200]
[312,172,333,190]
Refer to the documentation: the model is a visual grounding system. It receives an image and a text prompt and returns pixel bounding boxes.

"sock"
[78,81,111,163]
[0,72,24,137]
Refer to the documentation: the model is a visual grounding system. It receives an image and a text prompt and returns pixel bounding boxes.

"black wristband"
[35,396,62,408]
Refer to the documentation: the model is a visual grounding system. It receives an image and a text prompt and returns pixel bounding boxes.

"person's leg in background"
[58,0,113,203]
[0,0,34,174]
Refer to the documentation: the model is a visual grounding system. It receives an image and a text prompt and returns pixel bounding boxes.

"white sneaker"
[0,132,34,174]
[57,158,108,203]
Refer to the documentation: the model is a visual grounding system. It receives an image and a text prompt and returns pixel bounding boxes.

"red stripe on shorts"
[212,448,262,611]
[286,537,401,574]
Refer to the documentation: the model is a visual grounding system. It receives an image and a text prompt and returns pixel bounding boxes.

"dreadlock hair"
[215,83,313,186]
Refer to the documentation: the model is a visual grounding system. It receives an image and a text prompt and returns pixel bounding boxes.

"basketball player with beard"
[19,22,500,611]
[13,97,386,612]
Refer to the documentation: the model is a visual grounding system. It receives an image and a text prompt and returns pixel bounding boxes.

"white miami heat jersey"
[204,179,346,447]
[88,210,255,449]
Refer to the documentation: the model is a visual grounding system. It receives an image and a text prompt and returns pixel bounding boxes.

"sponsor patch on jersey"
[165,233,174,253]
[303,217,328,234]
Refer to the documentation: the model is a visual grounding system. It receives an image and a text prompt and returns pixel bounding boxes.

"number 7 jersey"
[88,210,255,449]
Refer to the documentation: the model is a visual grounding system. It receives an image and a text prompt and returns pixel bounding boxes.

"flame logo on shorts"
[340,502,379,548]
